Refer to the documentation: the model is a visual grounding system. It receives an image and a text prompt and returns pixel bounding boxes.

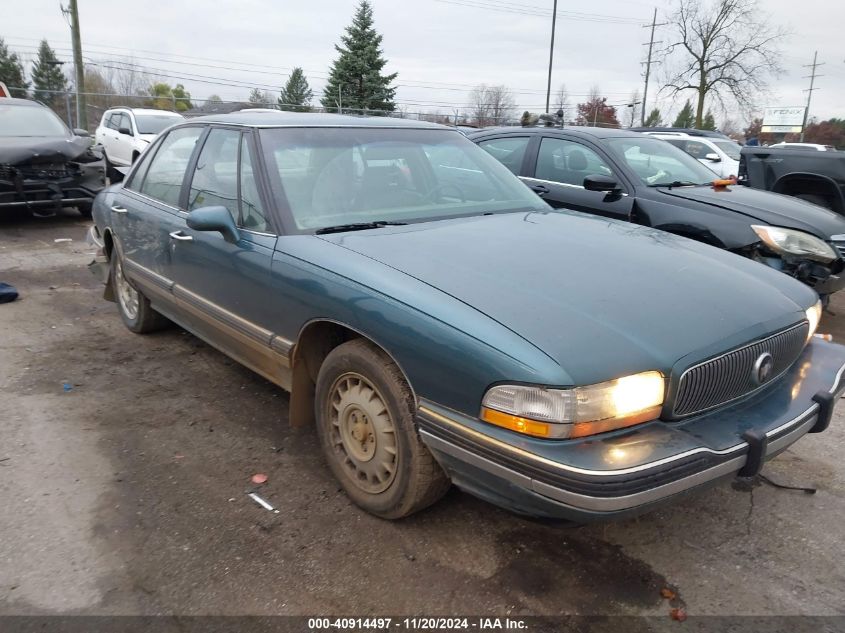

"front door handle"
[169,230,193,242]
[110,205,127,214]
[530,184,549,196]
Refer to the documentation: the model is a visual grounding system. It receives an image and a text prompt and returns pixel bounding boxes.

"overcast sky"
[7,0,845,126]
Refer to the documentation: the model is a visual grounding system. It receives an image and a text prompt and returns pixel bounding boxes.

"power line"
[800,51,824,141]
[433,0,648,24]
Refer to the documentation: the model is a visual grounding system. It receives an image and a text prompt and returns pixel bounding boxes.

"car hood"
[655,184,845,238]
[319,211,815,385]
[0,135,96,165]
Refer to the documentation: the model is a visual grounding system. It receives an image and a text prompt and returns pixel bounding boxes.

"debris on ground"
[660,587,677,600]
[0,283,18,304]
[54,238,73,243]
[247,492,280,513]
[251,473,268,484]
[62,381,72,392]
[669,607,687,622]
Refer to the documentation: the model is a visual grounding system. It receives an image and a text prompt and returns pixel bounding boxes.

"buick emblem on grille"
[752,352,774,386]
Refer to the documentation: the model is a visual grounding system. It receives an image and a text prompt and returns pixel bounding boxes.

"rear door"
[522,135,634,220]
[112,125,205,312]
[112,112,135,165]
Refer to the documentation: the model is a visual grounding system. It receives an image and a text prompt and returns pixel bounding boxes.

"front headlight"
[806,300,822,341]
[480,371,665,439]
[751,225,837,263]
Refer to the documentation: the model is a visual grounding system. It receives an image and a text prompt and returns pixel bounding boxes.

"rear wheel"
[315,339,450,519]
[111,251,169,333]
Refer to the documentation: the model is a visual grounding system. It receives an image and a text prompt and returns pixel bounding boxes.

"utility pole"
[62,0,87,130]
[545,0,558,114]
[640,8,666,126]
[800,51,823,142]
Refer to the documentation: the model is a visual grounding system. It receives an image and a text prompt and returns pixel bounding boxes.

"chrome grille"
[673,322,809,417]
[831,238,845,259]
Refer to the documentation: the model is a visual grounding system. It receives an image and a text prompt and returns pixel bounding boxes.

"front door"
[522,136,634,221]
[168,127,287,386]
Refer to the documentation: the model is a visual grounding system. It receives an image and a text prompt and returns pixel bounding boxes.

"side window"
[106,113,118,130]
[139,126,204,207]
[118,113,132,134]
[534,137,614,187]
[188,128,241,221]
[684,140,708,159]
[125,144,154,190]
[239,135,269,232]
[477,137,530,175]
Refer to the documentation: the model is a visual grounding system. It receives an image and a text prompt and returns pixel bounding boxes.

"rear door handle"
[169,230,193,242]
[110,205,127,213]
[529,184,550,196]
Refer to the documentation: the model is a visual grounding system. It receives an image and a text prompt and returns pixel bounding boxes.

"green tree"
[0,37,28,97]
[247,87,271,106]
[31,40,67,105]
[172,84,192,112]
[701,109,717,130]
[672,100,695,128]
[278,67,313,112]
[321,0,397,113]
[643,107,662,127]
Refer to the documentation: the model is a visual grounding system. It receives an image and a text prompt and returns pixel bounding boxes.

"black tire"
[110,251,169,333]
[77,201,93,218]
[315,339,450,519]
[796,193,831,209]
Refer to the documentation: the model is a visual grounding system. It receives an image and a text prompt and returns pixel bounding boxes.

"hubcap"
[328,372,397,494]
[114,258,139,320]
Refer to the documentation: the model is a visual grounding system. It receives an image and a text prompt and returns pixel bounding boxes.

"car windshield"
[260,127,548,231]
[606,137,718,186]
[712,140,741,160]
[134,113,183,135]
[0,104,69,137]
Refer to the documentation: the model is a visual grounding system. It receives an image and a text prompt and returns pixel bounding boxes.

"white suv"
[95,108,184,171]
[645,132,741,179]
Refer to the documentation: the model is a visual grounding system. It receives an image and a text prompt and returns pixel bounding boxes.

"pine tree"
[31,40,67,104]
[321,1,397,113]
[0,37,29,97]
[643,108,662,127]
[701,109,717,131]
[672,100,695,128]
[278,67,313,112]
[248,87,270,106]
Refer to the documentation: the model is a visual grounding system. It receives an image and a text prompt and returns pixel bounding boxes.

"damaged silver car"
[0,98,106,217]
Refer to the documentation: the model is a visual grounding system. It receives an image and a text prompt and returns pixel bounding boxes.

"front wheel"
[315,339,450,519]
[111,251,169,333]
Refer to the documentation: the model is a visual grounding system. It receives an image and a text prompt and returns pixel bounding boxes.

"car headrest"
[568,149,587,171]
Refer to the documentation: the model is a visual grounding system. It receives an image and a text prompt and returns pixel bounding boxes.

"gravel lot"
[2,209,845,617]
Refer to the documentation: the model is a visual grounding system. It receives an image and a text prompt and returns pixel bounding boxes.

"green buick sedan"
[88,111,845,521]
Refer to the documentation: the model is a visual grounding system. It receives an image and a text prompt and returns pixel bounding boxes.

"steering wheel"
[424,182,467,203]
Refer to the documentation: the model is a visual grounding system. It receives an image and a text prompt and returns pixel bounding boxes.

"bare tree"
[662,0,785,127]
[467,84,516,127]
[625,89,642,127]
[553,84,570,121]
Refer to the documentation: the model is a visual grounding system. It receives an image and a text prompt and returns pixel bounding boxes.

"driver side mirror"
[186,206,240,243]
[118,126,133,136]
[73,128,90,137]
[704,152,721,162]
[583,174,621,193]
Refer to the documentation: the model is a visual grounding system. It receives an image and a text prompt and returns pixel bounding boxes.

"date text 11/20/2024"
[307,618,527,630]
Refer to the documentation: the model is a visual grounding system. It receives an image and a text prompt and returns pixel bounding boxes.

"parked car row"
[85,111,845,522]
[468,125,845,303]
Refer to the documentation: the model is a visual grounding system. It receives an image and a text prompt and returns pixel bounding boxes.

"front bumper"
[0,162,106,211]
[418,339,845,521]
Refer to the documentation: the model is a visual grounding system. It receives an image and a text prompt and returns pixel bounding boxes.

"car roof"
[468,125,644,140]
[187,110,450,129]
[1,97,48,108]
[106,107,183,116]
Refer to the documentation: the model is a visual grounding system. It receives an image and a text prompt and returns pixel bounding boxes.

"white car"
[647,133,741,179]
[95,108,184,171]
[768,142,836,152]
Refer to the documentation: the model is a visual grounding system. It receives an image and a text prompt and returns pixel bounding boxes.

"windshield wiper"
[647,180,703,188]
[315,220,408,235]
